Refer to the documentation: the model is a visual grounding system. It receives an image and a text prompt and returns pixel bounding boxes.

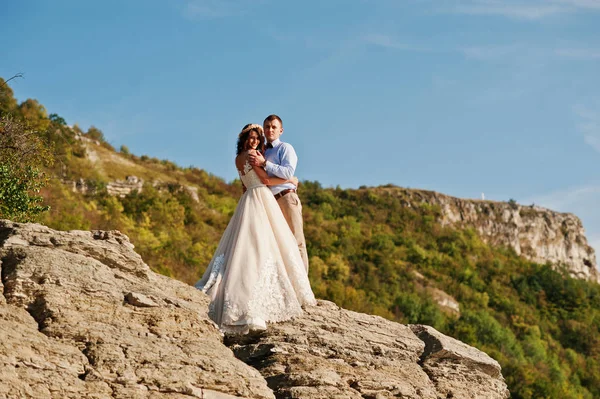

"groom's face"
[264,119,283,143]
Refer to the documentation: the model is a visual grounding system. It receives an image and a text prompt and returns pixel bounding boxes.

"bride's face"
[246,131,260,150]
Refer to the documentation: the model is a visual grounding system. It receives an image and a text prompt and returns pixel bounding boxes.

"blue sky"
[2,0,600,254]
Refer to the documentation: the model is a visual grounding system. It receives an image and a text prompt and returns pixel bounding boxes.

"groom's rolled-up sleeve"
[265,144,297,180]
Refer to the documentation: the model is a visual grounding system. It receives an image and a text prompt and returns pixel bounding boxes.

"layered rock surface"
[0,221,509,398]
[226,302,508,398]
[0,221,271,399]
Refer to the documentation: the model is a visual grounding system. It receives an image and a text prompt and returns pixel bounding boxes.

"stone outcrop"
[379,188,600,283]
[0,221,509,398]
[63,178,94,195]
[226,301,507,398]
[0,221,271,399]
[412,271,460,316]
[64,174,201,204]
[106,175,144,197]
[183,186,200,203]
[74,132,101,146]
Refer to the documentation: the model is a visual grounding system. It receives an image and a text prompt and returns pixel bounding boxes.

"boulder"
[226,301,509,399]
[0,221,509,398]
[0,220,272,399]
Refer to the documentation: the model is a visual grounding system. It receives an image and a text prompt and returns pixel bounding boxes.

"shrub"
[0,116,53,221]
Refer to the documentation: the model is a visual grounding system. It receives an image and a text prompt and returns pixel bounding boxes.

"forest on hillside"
[2,77,600,398]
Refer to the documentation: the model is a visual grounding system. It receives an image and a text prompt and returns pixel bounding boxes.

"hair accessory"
[239,124,263,137]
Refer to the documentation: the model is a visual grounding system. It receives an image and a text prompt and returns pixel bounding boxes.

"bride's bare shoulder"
[235,151,249,170]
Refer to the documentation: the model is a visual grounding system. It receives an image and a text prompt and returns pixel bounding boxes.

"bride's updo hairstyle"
[236,123,265,155]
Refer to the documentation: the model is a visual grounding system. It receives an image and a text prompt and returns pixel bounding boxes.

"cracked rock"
[125,292,159,307]
[226,301,509,398]
[0,220,273,399]
[411,324,510,399]
[0,220,510,399]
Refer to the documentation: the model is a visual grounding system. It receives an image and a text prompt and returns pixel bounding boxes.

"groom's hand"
[249,151,266,167]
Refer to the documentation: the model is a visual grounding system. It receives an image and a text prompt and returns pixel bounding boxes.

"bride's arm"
[247,149,297,186]
[252,164,298,186]
[235,154,248,193]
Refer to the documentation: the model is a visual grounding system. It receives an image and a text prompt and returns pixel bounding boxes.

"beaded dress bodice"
[239,160,265,190]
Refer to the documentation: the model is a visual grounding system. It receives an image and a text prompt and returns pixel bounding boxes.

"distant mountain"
[373,186,599,283]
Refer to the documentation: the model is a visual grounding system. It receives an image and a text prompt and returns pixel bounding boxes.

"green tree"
[18,98,50,131]
[0,77,19,116]
[86,125,105,142]
[0,116,53,221]
[49,113,67,126]
[0,164,49,221]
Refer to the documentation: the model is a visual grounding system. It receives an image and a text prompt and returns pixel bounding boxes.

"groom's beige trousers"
[277,192,309,273]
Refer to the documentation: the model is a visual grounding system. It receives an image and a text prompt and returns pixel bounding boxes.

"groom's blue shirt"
[264,138,297,195]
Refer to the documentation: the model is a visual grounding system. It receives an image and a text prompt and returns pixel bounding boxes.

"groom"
[249,115,309,273]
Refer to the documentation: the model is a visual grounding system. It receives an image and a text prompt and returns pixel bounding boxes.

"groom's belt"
[274,189,296,200]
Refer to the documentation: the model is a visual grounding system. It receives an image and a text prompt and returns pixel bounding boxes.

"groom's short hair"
[264,114,283,126]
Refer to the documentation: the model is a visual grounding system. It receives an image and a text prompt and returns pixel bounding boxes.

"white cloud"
[527,185,600,210]
[555,0,600,10]
[365,33,599,72]
[585,135,600,153]
[555,48,600,60]
[438,0,600,19]
[460,44,523,60]
[363,34,400,49]
[461,44,600,63]
[452,2,565,19]
[362,34,432,52]
[184,1,234,18]
[182,0,265,19]
[363,35,524,60]
[574,105,600,153]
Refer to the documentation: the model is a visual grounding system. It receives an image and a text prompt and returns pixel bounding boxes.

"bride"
[195,123,316,334]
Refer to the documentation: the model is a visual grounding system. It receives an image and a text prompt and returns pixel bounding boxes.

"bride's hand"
[290,176,299,186]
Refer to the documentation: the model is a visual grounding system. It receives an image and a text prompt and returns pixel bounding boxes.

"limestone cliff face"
[379,188,599,283]
[0,221,510,399]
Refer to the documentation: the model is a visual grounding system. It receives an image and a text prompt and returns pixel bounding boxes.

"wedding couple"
[195,115,316,334]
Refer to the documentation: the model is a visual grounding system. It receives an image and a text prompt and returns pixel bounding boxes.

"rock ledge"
[0,221,509,398]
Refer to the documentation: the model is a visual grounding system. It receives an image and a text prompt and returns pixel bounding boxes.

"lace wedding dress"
[195,158,316,334]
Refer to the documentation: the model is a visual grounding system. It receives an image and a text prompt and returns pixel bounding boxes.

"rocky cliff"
[0,221,509,399]
[378,187,599,283]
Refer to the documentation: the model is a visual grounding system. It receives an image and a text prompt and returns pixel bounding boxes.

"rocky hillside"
[376,188,599,283]
[0,220,509,399]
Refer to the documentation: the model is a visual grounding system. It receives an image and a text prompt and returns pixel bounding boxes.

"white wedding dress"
[195,157,316,334]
